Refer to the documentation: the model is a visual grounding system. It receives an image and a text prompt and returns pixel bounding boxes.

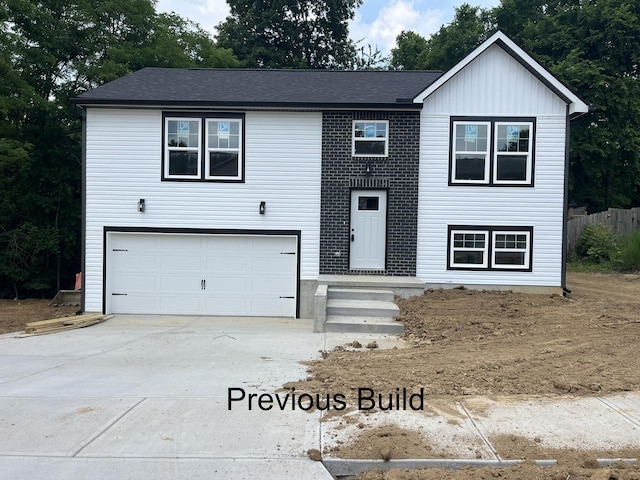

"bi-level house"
[72,31,588,323]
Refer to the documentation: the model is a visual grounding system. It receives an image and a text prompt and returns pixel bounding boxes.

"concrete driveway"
[0,315,334,479]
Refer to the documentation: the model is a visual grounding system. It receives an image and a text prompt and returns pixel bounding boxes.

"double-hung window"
[448,226,533,271]
[205,119,242,180]
[165,119,201,178]
[163,113,244,182]
[353,121,388,157]
[452,121,490,183]
[450,230,489,268]
[494,122,533,184]
[450,118,535,186]
[492,231,531,269]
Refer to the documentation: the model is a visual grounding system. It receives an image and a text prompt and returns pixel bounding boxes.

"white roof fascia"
[413,31,589,118]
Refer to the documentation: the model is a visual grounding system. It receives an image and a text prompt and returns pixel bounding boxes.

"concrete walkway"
[0,316,638,479]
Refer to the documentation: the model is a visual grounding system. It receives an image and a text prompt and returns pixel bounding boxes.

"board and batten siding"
[84,109,322,312]
[417,44,569,288]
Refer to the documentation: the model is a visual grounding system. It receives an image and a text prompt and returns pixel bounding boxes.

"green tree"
[390,31,428,70]
[217,0,362,68]
[496,0,640,210]
[0,0,238,298]
[391,4,493,71]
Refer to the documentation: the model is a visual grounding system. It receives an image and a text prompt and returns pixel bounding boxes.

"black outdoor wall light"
[259,201,266,214]
[138,198,145,212]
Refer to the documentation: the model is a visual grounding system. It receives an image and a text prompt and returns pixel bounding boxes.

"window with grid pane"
[492,231,530,268]
[450,231,488,268]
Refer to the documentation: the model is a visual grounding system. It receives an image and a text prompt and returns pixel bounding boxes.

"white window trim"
[164,117,202,179]
[492,121,534,185]
[204,118,243,180]
[352,120,389,158]
[491,230,531,269]
[450,229,489,269]
[451,121,491,184]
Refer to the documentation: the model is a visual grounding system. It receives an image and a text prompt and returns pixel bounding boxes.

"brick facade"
[320,111,420,276]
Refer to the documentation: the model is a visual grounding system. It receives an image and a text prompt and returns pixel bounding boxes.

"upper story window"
[452,121,490,183]
[450,118,535,186]
[494,122,533,184]
[163,113,244,182]
[166,119,201,178]
[353,120,388,157]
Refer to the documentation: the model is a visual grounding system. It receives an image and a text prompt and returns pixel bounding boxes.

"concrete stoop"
[324,287,403,334]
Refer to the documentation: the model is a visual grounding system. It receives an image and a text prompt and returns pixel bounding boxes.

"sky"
[155,0,501,57]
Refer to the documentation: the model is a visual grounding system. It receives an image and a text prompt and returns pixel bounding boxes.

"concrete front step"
[318,275,425,299]
[325,315,405,334]
[327,287,395,302]
[326,299,400,318]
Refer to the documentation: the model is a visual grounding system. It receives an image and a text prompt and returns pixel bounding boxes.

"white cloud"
[350,0,448,56]
[156,0,229,34]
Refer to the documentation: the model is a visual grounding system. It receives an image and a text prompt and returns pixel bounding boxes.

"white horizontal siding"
[417,113,567,287]
[85,109,322,312]
[425,45,567,116]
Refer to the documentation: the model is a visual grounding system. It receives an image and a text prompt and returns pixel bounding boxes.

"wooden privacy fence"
[567,207,640,256]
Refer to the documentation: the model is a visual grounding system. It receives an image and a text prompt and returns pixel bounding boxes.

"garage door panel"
[206,276,248,292]
[204,255,248,272]
[111,293,158,314]
[111,252,157,271]
[159,295,202,315]
[251,276,293,294]
[107,233,297,317]
[161,253,202,271]
[159,275,201,293]
[204,295,249,315]
[112,273,157,291]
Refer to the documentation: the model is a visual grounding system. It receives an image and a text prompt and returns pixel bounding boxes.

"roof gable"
[413,31,589,118]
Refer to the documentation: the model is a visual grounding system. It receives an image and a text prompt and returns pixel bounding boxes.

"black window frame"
[447,225,534,272]
[162,112,245,183]
[449,117,536,187]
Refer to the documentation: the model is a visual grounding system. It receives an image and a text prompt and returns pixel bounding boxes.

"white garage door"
[106,232,297,317]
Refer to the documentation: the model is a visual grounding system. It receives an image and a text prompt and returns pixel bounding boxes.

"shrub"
[576,223,619,263]
[614,231,640,271]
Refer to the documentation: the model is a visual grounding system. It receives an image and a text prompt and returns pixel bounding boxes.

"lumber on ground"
[23,314,113,336]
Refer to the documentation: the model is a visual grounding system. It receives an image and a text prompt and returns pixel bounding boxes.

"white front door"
[349,190,387,270]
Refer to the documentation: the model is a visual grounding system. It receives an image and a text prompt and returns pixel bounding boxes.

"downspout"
[561,105,570,295]
[78,106,87,313]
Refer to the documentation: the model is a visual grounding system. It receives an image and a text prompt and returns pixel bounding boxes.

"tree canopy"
[0,0,238,298]
[217,0,362,68]
[391,4,491,71]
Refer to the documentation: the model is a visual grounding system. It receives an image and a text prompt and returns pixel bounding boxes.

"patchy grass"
[566,260,615,273]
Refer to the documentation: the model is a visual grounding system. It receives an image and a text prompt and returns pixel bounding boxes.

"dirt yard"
[0,299,78,334]
[285,272,640,479]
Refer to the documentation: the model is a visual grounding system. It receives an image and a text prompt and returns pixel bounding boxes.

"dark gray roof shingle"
[73,68,443,108]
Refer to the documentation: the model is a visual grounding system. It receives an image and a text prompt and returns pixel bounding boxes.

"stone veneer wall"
[320,110,421,276]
